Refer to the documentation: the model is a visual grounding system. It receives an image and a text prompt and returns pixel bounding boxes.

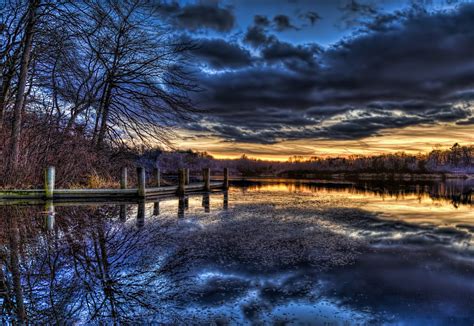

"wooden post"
[177,168,186,195]
[223,168,229,190]
[137,167,146,198]
[120,167,128,189]
[185,168,190,185]
[153,167,160,187]
[203,168,210,191]
[44,166,55,199]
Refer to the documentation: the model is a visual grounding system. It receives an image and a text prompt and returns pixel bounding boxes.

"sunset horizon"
[178,123,474,161]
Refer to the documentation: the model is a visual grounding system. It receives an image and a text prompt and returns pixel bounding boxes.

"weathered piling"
[120,167,128,189]
[223,168,229,190]
[137,167,146,198]
[185,168,190,185]
[44,166,55,199]
[177,168,186,195]
[203,168,210,191]
[153,167,160,187]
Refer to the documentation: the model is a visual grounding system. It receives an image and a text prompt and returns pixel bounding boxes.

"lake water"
[0,179,473,325]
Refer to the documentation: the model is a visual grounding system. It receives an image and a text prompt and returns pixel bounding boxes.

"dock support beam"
[44,166,55,199]
[153,168,160,187]
[137,167,146,198]
[120,167,128,189]
[223,168,229,190]
[203,168,210,191]
[177,168,186,195]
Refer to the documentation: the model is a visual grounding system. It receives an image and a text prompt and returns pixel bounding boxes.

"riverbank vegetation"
[150,143,474,178]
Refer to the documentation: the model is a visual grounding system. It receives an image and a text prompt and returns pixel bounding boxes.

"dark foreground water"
[0,179,473,325]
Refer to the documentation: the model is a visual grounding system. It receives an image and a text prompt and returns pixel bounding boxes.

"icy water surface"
[0,179,473,325]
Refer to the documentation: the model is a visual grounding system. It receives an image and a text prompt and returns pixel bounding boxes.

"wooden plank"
[0,182,225,200]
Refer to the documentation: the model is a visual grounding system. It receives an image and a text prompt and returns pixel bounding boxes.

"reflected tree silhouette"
[0,205,193,324]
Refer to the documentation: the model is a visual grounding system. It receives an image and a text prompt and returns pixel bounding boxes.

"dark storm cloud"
[456,117,474,125]
[243,25,273,48]
[261,41,320,69]
[273,14,297,31]
[193,38,252,69]
[243,19,321,68]
[155,1,235,32]
[324,114,431,140]
[317,3,474,106]
[191,3,474,143]
[200,67,318,111]
[254,14,270,27]
[339,0,379,27]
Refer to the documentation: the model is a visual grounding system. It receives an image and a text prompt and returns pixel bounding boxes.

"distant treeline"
[148,143,474,177]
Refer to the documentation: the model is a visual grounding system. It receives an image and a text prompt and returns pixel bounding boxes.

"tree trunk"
[7,212,26,323]
[0,73,13,129]
[9,0,40,170]
[0,85,9,129]
[96,82,113,148]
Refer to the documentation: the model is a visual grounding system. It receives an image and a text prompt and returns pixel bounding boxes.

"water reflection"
[202,193,210,213]
[178,196,186,218]
[119,204,127,222]
[137,200,145,227]
[153,201,160,216]
[223,191,228,210]
[45,200,55,231]
[240,178,473,207]
[0,183,472,324]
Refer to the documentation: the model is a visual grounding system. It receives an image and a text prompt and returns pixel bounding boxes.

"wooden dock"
[0,166,229,201]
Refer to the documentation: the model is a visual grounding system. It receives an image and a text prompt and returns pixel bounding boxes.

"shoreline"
[235,172,474,182]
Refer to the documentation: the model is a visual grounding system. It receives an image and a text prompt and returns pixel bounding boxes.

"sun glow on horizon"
[176,123,474,161]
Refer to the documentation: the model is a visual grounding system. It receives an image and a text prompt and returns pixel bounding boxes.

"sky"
[155,0,474,160]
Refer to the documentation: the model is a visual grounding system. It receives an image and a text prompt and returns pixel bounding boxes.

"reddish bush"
[0,114,136,188]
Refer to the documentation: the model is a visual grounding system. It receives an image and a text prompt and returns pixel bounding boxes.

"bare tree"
[0,1,27,130]
[8,0,41,170]
[57,0,198,148]
[0,0,198,185]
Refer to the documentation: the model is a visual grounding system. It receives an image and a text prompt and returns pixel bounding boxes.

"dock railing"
[0,166,229,200]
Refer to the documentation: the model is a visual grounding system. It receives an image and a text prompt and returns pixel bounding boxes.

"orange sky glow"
[176,123,474,161]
